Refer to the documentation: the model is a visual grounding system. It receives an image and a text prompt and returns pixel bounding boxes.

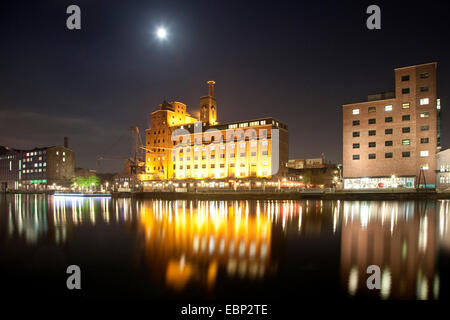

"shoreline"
[2,190,450,200]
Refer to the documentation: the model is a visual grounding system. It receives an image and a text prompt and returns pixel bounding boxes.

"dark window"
[420,86,429,92]
[402,127,410,133]
[220,164,225,168]
[368,106,376,113]
[368,153,376,159]
[353,120,360,126]
[211,164,215,168]
[402,151,411,158]
[353,131,360,137]
[369,130,376,136]
[401,75,410,81]
[353,143,360,149]
[420,138,429,144]
[402,88,410,94]
[385,128,393,134]
[385,117,393,123]
[385,141,393,146]
[369,142,376,148]
[353,155,360,160]
[385,152,393,159]
[251,152,257,157]
[368,118,376,124]
[240,152,245,157]
[421,125,429,131]
[420,72,429,79]
[202,164,206,169]
[402,115,410,121]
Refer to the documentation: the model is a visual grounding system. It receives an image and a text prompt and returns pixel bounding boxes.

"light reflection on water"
[0,194,449,300]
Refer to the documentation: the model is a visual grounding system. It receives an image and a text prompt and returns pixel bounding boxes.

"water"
[0,194,449,300]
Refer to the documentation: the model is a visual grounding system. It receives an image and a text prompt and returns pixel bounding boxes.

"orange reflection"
[138,200,272,291]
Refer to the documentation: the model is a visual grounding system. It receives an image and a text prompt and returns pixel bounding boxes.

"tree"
[72,175,101,191]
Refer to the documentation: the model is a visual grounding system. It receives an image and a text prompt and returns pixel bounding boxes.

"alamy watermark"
[171,122,280,176]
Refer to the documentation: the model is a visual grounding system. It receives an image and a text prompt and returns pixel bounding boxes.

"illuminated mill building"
[140,81,288,181]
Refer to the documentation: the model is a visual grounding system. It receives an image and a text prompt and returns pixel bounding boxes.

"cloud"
[0,109,131,172]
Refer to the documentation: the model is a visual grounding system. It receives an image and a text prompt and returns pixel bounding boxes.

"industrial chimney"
[64,137,69,148]
[207,80,215,97]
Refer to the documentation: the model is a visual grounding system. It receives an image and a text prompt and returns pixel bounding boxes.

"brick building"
[0,138,75,191]
[139,81,289,182]
[342,63,440,189]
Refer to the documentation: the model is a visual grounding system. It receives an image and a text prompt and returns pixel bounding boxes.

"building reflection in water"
[137,200,274,291]
[340,201,445,300]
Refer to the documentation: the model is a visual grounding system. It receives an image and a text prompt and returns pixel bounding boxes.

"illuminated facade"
[343,63,440,189]
[0,138,75,190]
[141,81,288,181]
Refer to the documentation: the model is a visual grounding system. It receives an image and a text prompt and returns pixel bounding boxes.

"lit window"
[402,139,410,145]
[352,109,360,115]
[402,103,410,109]
[420,98,429,105]
[420,150,429,157]
[421,164,429,170]
[384,105,393,111]
[420,112,429,118]
[368,106,376,113]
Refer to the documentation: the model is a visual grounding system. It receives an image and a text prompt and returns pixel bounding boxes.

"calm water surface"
[0,194,449,300]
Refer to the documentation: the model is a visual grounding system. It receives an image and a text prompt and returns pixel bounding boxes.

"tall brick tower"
[200,80,217,125]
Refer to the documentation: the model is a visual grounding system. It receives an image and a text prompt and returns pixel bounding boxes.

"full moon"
[156,27,167,40]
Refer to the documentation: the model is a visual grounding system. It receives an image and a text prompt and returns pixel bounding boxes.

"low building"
[287,157,342,188]
[0,138,75,191]
[437,149,450,191]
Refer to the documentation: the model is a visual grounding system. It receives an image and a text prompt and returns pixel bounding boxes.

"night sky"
[1,0,450,173]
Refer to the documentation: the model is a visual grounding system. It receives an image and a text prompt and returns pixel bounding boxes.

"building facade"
[140,81,289,182]
[0,138,75,191]
[436,149,450,190]
[343,63,440,189]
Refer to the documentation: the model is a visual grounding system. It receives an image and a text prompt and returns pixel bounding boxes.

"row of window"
[353,125,430,137]
[352,113,429,127]
[352,98,430,115]
[352,138,429,148]
[353,151,429,160]
[152,161,269,171]
[23,168,47,174]
[353,115,414,126]
[401,72,429,81]
[173,151,269,161]
[400,87,429,94]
